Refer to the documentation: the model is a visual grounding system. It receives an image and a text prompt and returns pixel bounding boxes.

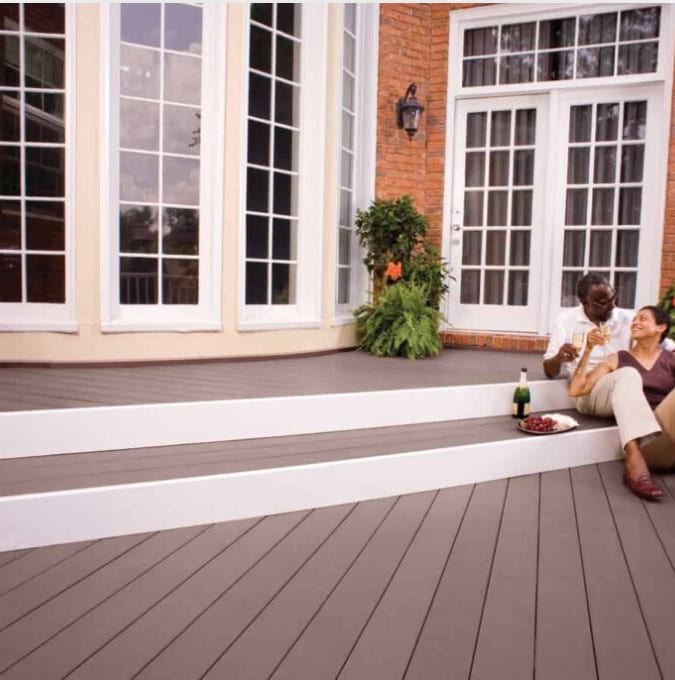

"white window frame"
[333,2,379,325]
[442,3,674,335]
[0,4,77,332]
[238,4,327,331]
[100,3,226,333]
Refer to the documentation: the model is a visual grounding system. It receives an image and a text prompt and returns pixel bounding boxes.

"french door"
[448,96,548,332]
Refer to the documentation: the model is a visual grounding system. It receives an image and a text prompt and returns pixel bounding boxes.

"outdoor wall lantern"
[396,83,425,140]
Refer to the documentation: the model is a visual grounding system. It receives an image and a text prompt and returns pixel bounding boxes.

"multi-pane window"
[460,108,536,306]
[0,3,67,304]
[117,3,203,305]
[336,4,357,306]
[463,6,661,87]
[245,3,301,305]
[560,101,646,308]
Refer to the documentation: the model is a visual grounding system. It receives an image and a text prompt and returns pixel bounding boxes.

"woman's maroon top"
[617,350,675,409]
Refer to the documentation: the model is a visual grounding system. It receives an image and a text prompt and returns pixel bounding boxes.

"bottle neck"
[519,370,528,386]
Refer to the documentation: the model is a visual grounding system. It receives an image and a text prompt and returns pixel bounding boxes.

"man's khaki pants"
[575,366,675,470]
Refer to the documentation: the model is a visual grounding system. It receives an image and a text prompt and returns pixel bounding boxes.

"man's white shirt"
[544,306,674,379]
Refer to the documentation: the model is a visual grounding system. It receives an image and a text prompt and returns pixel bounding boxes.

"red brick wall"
[660,70,675,294]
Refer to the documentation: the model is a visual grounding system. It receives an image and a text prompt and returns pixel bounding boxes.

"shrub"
[658,283,675,340]
[403,245,449,310]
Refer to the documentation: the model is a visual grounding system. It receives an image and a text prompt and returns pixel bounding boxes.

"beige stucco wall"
[0,4,359,363]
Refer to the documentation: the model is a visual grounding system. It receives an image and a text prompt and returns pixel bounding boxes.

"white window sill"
[0,322,79,333]
[237,320,322,332]
[101,321,223,333]
[332,315,357,327]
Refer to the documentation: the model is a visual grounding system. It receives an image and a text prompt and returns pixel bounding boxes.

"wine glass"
[600,324,612,357]
[572,332,584,353]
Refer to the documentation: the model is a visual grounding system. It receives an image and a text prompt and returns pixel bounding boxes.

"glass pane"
[514,109,535,146]
[273,172,297,216]
[277,35,300,82]
[508,270,528,306]
[489,151,509,186]
[164,53,201,105]
[463,191,483,226]
[121,3,160,47]
[26,254,64,302]
[561,271,581,307]
[338,227,351,265]
[617,43,658,76]
[623,102,647,141]
[344,33,356,74]
[465,152,485,188]
[272,262,296,304]
[24,37,64,89]
[0,254,20,301]
[246,261,268,304]
[513,149,534,186]
[464,27,498,56]
[620,7,660,41]
[563,231,586,267]
[539,18,575,49]
[120,256,158,305]
[120,99,159,151]
[344,4,356,34]
[163,157,199,206]
[565,189,587,225]
[277,4,300,38]
[26,146,64,197]
[120,45,160,99]
[273,218,296,260]
[26,201,64,251]
[568,148,590,184]
[596,104,619,142]
[569,106,592,143]
[337,267,350,305]
[593,146,616,184]
[1,92,20,142]
[484,270,504,305]
[615,272,636,309]
[339,189,352,226]
[162,258,198,305]
[616,230,639,267]
[485,231,506,266]
[249,73,272,121]
[342,72,355,112]
[274,126,298,172]
[248,120,270,166]
[621,145,644,183]
[0,5,19,31]
[577,47,614,79]
[165,4,202,55]
[342,110,354,150]
[466,112,487,148]
[499,54,534,85]
[618,187,641,225]
[247,168,268,213]
[462,231,481,266]
[510,231,530,266]
[25,92,64,143]
[537,51,573,82]
[0,145,20,195]
[490,111,511,147]
[275,82,299,126]
[119,204,158,254]
[341,150,353,188]
[578,13,617,45]
[163,207,199,255]
[501,23,535,52]
[462,58,496,87]
[460,270,480,304]
[0,200,20,249]
[251,4,273,27]
[591,188,614,225]
[0,34,20,87]
[589,230,612,267]
[487,191,507,226]
[250,25,272,73]
[511,190,532,226]
[164,105,201,156]
[246,214,268,259]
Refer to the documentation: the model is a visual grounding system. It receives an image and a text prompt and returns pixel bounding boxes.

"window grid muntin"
[0,3,67,304]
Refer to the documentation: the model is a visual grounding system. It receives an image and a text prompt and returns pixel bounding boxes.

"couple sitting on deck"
[544,273,675,501]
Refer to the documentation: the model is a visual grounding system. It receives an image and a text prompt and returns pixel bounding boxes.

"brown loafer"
[623,473,664,501]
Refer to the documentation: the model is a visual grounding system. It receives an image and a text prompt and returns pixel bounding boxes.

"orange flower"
[385,261,402,282]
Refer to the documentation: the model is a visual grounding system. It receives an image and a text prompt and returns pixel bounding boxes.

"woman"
[568,306,675,500]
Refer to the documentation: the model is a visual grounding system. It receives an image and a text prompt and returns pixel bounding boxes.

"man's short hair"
[576,272,610,303]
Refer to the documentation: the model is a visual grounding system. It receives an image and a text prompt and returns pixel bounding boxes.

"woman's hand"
[586,328,606,350]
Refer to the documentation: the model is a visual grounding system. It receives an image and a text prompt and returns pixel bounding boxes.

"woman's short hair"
[640,305,671,343]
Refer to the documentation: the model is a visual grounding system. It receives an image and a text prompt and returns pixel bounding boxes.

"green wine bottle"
[512,367,531,419]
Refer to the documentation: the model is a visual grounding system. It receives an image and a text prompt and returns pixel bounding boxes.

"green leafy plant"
[658,283,675,340]
[403,245,450,310]
[354,281,442,359]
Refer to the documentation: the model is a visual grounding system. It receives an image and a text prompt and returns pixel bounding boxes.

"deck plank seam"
[597,465,665,680]
[532,473,542,680]
[0,549,36,571]
[267,497,401,680]
[641,476,675,578]
[128,511,314,680]
[467,477,510,680]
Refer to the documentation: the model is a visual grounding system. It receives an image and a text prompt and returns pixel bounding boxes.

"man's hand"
[556,343,579,363]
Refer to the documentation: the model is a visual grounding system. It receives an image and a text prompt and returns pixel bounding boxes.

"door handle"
[452,224,461,232]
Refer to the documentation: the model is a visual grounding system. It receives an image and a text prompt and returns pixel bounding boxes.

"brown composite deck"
[2,461,675,680]
[0,349,548,412]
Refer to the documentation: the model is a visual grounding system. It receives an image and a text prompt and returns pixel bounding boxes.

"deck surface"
[1,461,674,680]
[0,349,547,412]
